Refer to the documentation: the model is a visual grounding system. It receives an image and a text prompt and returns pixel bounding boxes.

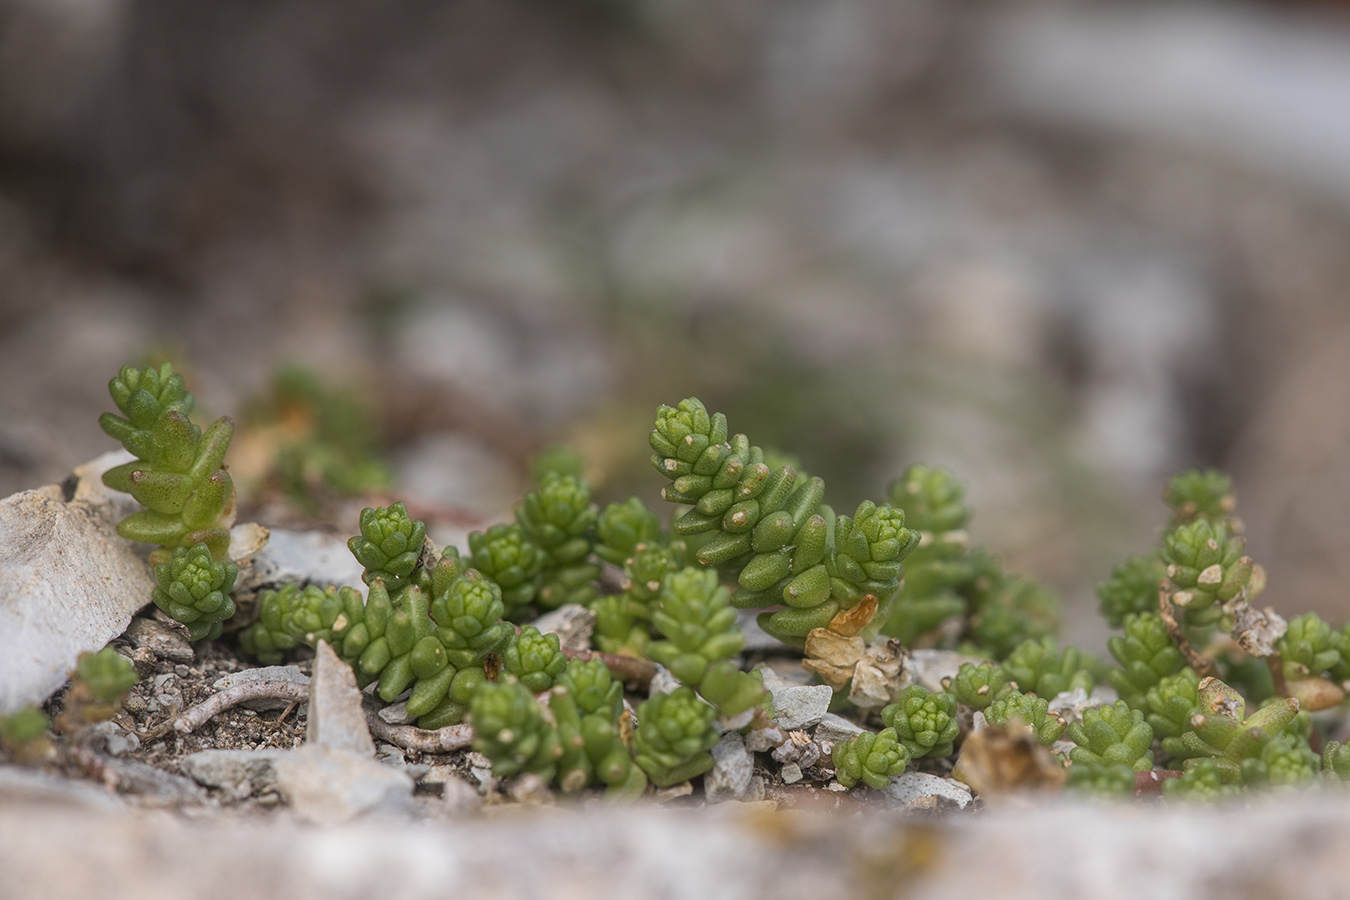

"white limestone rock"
[0,451,154,714]
[882,772,974,811]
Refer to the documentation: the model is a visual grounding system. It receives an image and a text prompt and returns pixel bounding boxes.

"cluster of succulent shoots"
[85,370,1350,802]
[1,648,139,765]
[99,363,236,566]
[240,495,767,790]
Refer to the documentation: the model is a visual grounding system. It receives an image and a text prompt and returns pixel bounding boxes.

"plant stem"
[1158,584,1217,679]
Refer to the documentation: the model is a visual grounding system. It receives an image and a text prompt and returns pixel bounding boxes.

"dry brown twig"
[164,680,311,736]
[1157,583,1218,679]
[365,715,475,754]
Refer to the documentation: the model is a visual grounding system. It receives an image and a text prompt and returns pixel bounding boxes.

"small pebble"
[780,763,803,785]
[174,665,192,678]
[378,701,414,725]
[745,726,784,753]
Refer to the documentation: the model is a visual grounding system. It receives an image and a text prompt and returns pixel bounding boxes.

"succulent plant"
[503,625,569,694]
[592,542,684,657]
[1066,701,1154,772]
[348,502,427,594]
[0,707,51,765]
[470,678,561,781]
[983,690,1066,746]
[649,397,919,643]
[632,687,718,787]
[550,679,646,797]
[959,554,1058,661]
[1323,741,1350,784]
[950,661,1013,711]
[594,497,663,566]
[1162,519,1253,629]
[833,727,911,789]
[1144,667,1203,760]
[1097,554,1167,630]
[1164,468,1237,528]
[517,473,602,609]
[1276,613,1346,710]
[1175,677,1299,783]
[1163,758,1241,801]
[646,567,766,718]
[468,523,545,620]
[1107,611,1185,711]
[1065,763,1136,798]
[99,362,236,566]
[999,636,1094,699]
[881,685,960,759]
[151,543,238,641]
[879,466,974,643]
[89,367,1350,805]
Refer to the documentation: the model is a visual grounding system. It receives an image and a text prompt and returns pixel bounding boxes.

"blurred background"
[4,0,1350,652]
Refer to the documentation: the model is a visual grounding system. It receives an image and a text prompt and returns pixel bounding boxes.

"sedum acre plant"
[99,363,236,565]
[88,367,1350,805]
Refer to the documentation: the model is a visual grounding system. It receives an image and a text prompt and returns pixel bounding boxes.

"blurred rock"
[11,793,1350,899]
[905,650,982,694]
[273,746,414,825]
[179,749,287,801]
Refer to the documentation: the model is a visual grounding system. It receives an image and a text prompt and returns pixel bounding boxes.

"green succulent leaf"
[517,473,601,609]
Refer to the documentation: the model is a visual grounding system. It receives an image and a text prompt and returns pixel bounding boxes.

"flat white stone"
[906,649,985,694]
[0,451,155,714]
[814,713,867,744]
[769,684,832,731]
[179,749,288,800]
[882,772,973,811]
[236,528,364,593]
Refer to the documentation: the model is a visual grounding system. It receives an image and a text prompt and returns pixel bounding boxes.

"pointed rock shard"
[308,640,375,755]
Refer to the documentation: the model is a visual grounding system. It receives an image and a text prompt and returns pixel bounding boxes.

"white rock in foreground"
[9,795,1350,899]
[0,451,154,714]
